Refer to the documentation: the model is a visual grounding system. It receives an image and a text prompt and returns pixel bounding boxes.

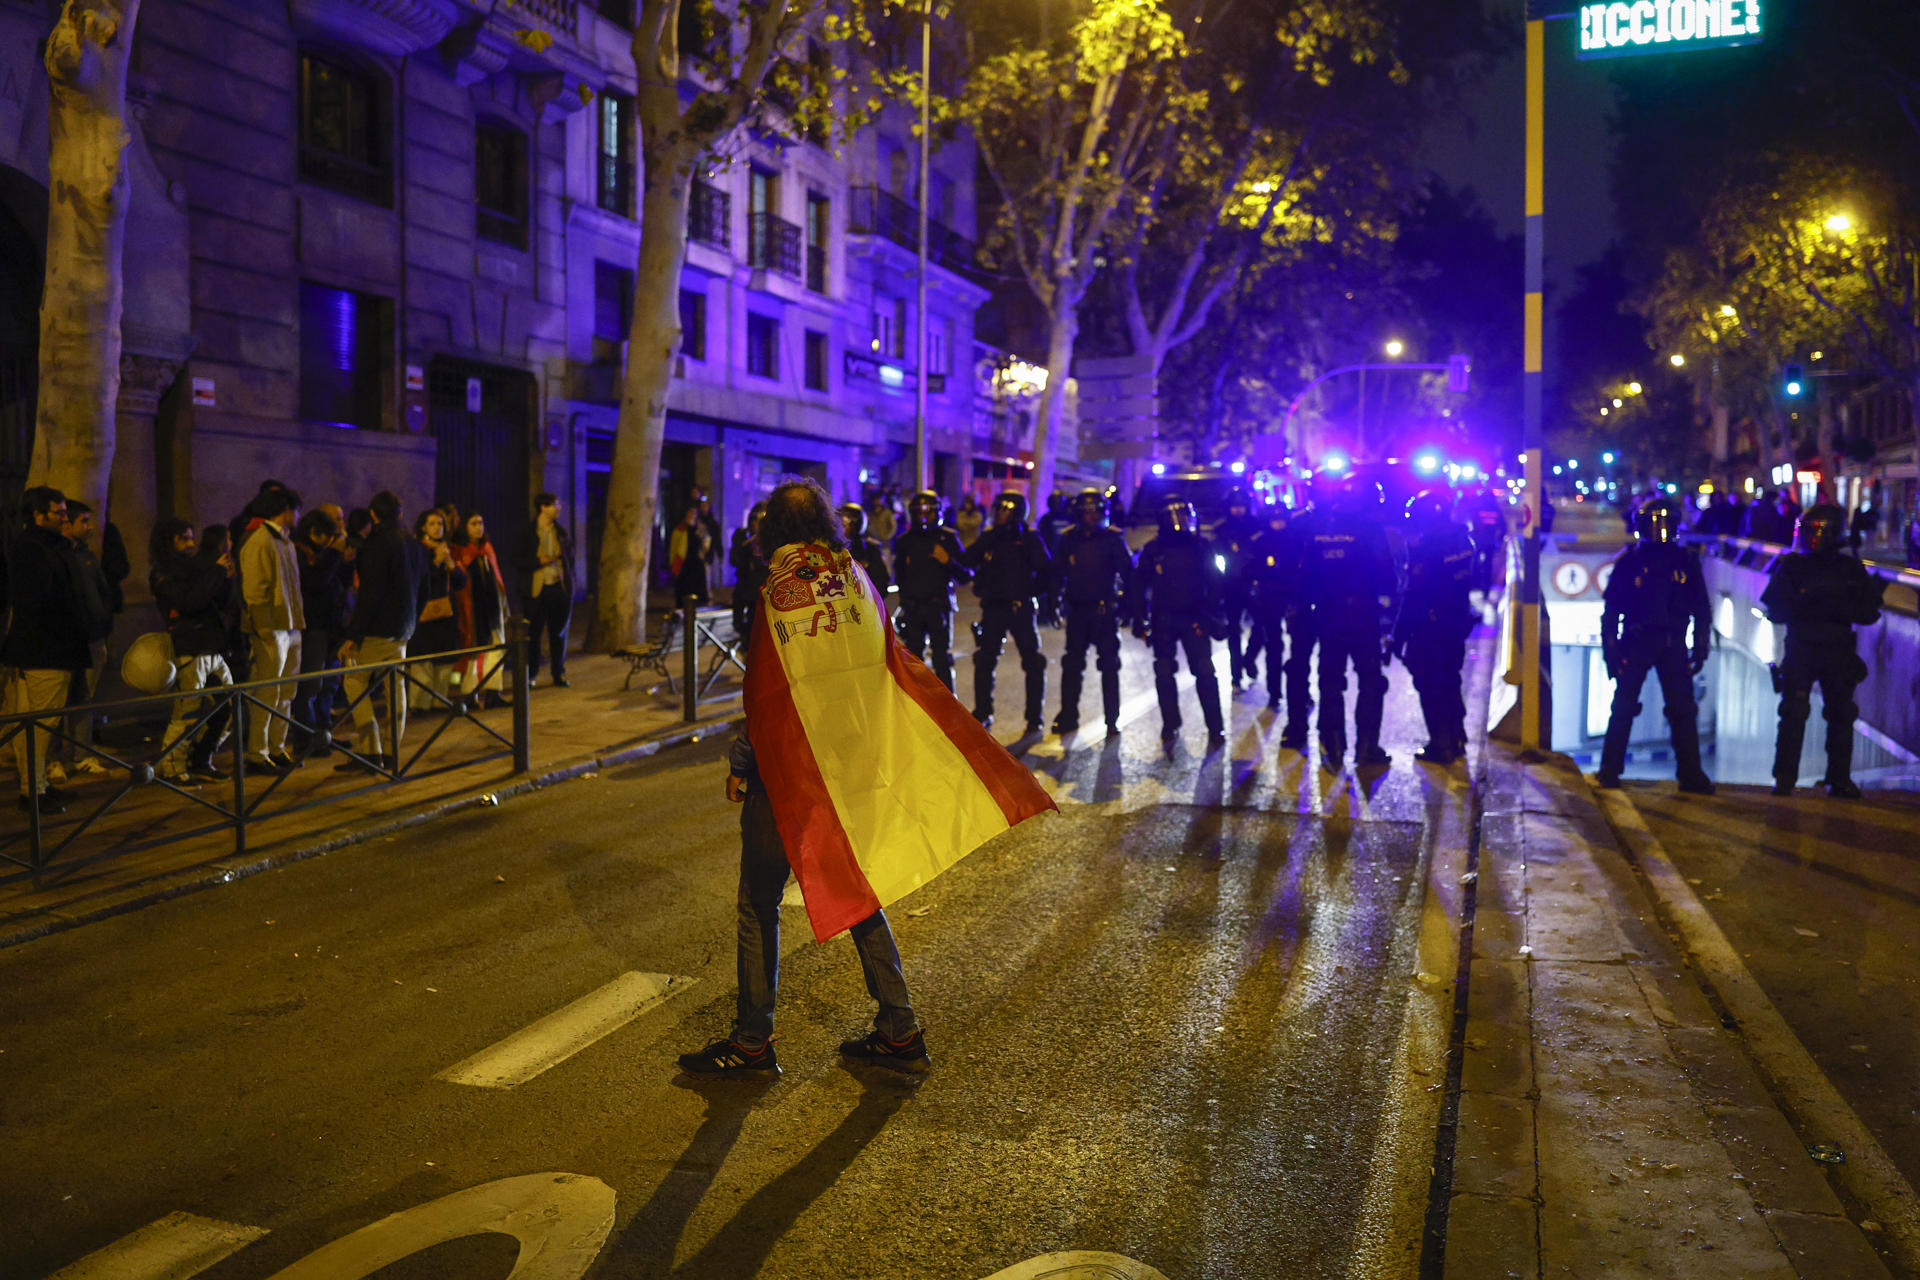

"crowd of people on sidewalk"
[3,482,579,816]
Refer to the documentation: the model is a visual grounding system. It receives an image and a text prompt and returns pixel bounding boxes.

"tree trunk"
[1030,301,1077,501]
[592,151,692,650]
[29,0,142,519]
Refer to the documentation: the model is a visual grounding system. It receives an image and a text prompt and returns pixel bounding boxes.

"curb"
[0,706,747,953]
[1593,785,1920,1276]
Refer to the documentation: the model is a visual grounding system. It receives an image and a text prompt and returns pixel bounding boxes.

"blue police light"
[1552,465,1564,476]
[1460,463,1479,480]
[1602,451,1616,465]
[1151,463,1166,476]
[1321,452,1350,475]
[1567,458,1579,470]
[1230,460,1246,474]
[1414,451,1440,475]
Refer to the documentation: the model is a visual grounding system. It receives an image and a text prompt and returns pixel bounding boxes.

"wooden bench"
[610,610,680,692]
[610,607,747,693]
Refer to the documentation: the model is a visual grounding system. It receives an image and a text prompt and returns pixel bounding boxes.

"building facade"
[0,0,1056,617]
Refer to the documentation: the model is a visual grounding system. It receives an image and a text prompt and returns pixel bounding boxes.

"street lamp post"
[913,0,932,492]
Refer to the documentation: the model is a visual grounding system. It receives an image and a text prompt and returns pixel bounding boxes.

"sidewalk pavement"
[0,631,743,950]
[1446,747,1906,1280]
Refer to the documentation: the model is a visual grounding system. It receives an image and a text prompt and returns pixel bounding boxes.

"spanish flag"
[745,541,1056,941]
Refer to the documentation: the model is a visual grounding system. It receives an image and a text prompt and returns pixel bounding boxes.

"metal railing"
[749,212,803,278]
[2,625,531,878]
[689,181,730,250]
[846,185,977,274]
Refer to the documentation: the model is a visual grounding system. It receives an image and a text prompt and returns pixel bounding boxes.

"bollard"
[683,607,697,723]
[232,693,248,856]
[508,618,531,774]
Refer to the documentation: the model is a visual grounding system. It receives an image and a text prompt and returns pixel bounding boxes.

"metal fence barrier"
[1,621,531,877]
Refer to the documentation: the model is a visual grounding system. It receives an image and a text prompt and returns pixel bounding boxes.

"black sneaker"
[1105,720,1121,735]
[42,785,78,808]
[157,771,201,790]
[1280,729,1308,751]
[1205,730,1227,752]
[1677,774,1716,796]
[551,676,572,689]
[1595,774,1623,790]
[676,1037,780,1080]
[1355,745,1392,768]
[1415,746,1455,765]
[1826,779,1862,799]
[188,759,229,781]
[1770,781,1794,796]
[18,792,66,815]
[267,752,304,772]
[1051,717,1078,735]
[839,1029,931,1074]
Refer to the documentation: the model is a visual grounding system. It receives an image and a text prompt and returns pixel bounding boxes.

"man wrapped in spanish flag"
[678,479,1056,1079]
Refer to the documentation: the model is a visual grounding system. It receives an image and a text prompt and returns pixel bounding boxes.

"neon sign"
[1577,0,1762,59]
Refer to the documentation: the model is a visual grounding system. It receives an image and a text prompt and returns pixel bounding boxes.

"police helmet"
[746,500,769,533]
[1073,487,1107,526]
[1263,496,1290,529]
[1406,488,1453,529]
[1162,497,1199,534]
[1796,502,1846,554]
[992,491,1029,527]
[1046,491,1068,515]
[839,502,868,539]
[908,489,941,528]
[1633,495,1684,544]
[1224,486,1252,516]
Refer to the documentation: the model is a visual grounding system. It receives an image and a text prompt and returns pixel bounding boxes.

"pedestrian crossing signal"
[1783,363,1804,397]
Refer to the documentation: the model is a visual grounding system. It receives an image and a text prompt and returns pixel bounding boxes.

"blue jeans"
[732,786,918,1048]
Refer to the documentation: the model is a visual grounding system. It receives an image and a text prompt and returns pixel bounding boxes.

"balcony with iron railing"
[848,186,977,275]
[689,181,730,251]
[749,212,804,279]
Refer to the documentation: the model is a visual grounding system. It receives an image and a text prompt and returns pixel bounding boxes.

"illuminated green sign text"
[1577,0,1762,59]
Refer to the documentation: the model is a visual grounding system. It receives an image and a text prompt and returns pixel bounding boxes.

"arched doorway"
[0,164,47,524]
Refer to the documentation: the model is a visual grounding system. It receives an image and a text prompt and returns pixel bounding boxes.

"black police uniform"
[1298,507,1399,764]
[1277,507,1322,746]
[1245,513,1295,713]
[847,533,891,595]
[1395,520,1477,761]
[1215,507,1265,686]
[1133,527,1225,743]
[1761,549,1883,794]
[964,521,1053,728]
[892,523,971,691]
[1596,541,1712,788]
[1052,521,1132,732]
[1457,489,1507,593]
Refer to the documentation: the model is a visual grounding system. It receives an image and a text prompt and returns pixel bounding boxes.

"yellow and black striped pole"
[1520,13,1547,749]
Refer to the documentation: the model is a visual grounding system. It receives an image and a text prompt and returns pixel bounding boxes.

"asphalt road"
[0,616,1481,1280]
[1626,784,1920,1192]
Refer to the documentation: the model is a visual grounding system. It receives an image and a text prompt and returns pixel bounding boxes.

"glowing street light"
[1627,381,1643,395]
[1670,353,1686,367]
[1719,304,1737,318]
[1600,407,1609,416]
[1825,213,1853,233]
[1602,451,1616,464]
[1383,338,1405,358]
[1612,397,1624,408]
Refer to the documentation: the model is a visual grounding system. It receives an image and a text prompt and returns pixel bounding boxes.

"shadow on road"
[597,1074,910,1279]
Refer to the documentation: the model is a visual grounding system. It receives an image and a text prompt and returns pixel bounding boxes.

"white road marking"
[435,972,693,1088]
[980,1253,1169,1280]
[264,1173,613,1280]
[48,1211,268,1280]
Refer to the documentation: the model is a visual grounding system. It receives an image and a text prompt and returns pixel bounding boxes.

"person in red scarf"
[451,511,511,709]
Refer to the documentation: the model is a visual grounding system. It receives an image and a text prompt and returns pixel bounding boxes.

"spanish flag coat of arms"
[744,541,1056,941]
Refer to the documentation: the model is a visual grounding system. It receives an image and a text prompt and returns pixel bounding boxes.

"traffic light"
[1784,363,1804,397]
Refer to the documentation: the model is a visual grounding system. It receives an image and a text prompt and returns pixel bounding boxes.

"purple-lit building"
[0,0,1031,615]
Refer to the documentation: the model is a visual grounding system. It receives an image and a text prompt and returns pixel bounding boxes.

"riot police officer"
[1456,483,1507,594]
[839,502,892,594]
[729,500,770,638]
[1245,497,1295,713]
[1596,495,1714,794]
[1134,497,1226,751]
[1052,488,1133,735]
[1297,475,1399,769]
[1215,486,1265,689]
[892,490,971,692]
[964,491,1053,732]
[1394,489,1477,765]
[1762,503,1885,798]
